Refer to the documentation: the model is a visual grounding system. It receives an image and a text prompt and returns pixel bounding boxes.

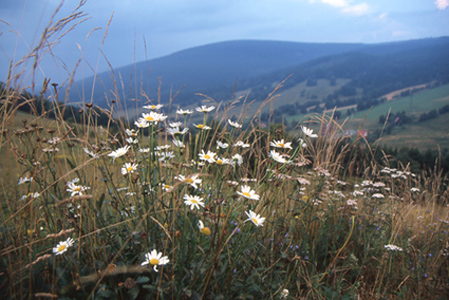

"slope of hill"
[69,40,368,107]
[68,37,449,124]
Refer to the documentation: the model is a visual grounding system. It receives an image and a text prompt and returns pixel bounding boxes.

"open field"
[382,84,428,101]
[375,113,449,150]
[2,94,449,299]
[349,83,449,122]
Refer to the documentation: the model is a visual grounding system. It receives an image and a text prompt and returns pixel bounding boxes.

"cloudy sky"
[1,0,448,85]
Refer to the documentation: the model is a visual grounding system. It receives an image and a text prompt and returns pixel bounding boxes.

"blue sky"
[1,0,448,84]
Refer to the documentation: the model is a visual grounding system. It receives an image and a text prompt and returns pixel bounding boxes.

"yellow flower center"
[252,218,258,224]
[164,185,171,189]
[279,143,285,147]
[58,244,67,252]
[149,258,160,265]
[191,199,198,204]
[74,187,81,192]
[145,116,154,121]
[197,124,204,129]
[216,159,223,165]
[127,167,133,172]
[200,227,211,235]
[184,178,194,184]
[243,192,251,198]
[204,155,210,159]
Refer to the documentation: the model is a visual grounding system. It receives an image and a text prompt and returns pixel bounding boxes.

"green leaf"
[97,193,105,211]
[129,286,140,300]
[142,284,154,290]
[136,276,150,284]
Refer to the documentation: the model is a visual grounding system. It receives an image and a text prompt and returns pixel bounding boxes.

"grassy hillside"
[349,84,449,122]
[3,87,449,300]
[337,84,449,150]
[376,114,449,150]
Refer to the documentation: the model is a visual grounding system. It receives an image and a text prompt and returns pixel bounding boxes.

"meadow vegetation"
[1,3,449,299]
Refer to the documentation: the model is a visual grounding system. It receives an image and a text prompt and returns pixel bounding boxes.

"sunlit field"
[1,4,449,300]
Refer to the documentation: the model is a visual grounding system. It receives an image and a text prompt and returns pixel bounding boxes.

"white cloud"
[319,0,371,15]
[392,30,409,37]
[321,0,348,7]
[379,12,388,19]
[435,0,449,10]
[342,3,371,15]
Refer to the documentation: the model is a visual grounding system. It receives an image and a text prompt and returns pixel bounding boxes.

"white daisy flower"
[155,145,171,151]
[175,174,202,189]
[143,104,163,110]
[227,180,239,187]
[53,237,75,255]
[301,126,318,138]
[280,289,289,299]
[167,126,188,136]
[176,109,193,115]
[169,122,183,128]
[234,141,250,148]
[134,119,149,128]
[372,193,385,199]
[172,139,185,148]
[157,151,175,162]
[160,183,174,192]
[42,147,59,153]
[125,129,138,137]
[47,137,60,145]
[237,185,260,200]
[18,176,33,185]
[346,199,358,206]
[141,111,167,124]
[198,150,216,163]
[139,148,150,153]
[244,210,265,227]
[121,162,138,175]
[83,148,99,159]
[196,105,215,113]
[384,244,403,252]
[108,145,131,161]
[198,220,211,235]
[216,140,229,149]
[183,194,205,210]
[125,137,139,144]
[194,124,211,130]
[232,153,243,166]
[141,249,170,272]
[66,178,80,185]
[270,139,292,149]
[215,157,231,165]
[228,119,242,128]
[66,184,89,197]
[20,192,40,201]
[269,150,287,164]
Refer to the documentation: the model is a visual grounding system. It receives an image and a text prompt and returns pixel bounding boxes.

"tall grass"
[1,2,449,299]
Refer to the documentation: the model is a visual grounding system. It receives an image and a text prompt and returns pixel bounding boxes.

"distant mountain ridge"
[68,37,449,111]
[68,40,367,107]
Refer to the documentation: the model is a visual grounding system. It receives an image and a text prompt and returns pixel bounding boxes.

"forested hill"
[68,37,449,110]
[69,40,367,107]
[240,37,449,107]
